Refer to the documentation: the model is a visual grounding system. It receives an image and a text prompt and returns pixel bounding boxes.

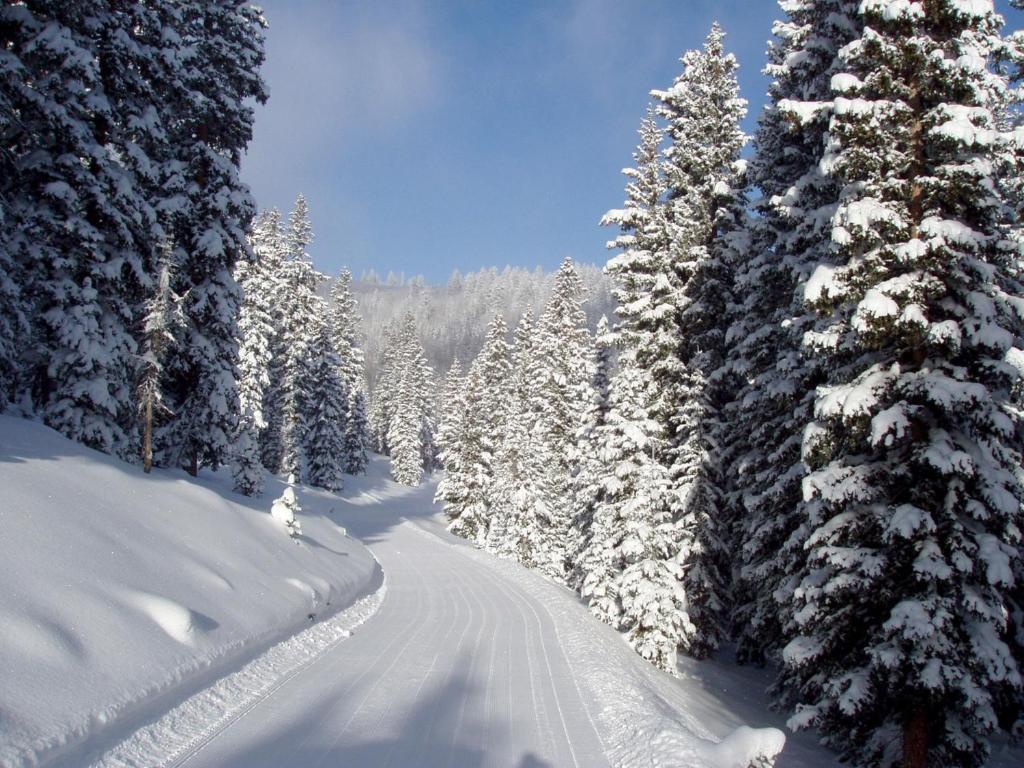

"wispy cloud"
[243,0,443,186]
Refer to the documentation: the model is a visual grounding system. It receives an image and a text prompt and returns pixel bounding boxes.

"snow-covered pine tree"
[237,212,279,438]
[303,307,347,491]
[601,107,672,362]
[531,258,594,582]
[779,4,1024,766]
[651,23,747,659]
[246,208,289,472]
[435,357,466,480]
[369,321,402,454]
[441,364,491,534]
[568,315,616,591]
[330,268,369,473]
[155,0,266,476]
[232,216,276,496]
[275,196,324,479]
[442,314,510,544]
[387,367,425,487]
[271,481,303,539]
[137,248,182,474]
[726,0,861,668]
[486,307,551,565]
[343,390,370,474]
[375,313,436,485]
[597,352,689,672]
[0,2,159,458]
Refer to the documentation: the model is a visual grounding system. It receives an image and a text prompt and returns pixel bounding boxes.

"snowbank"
[0,416,379,768]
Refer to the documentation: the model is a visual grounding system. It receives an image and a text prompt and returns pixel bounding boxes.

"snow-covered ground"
[5,418,1020,768]
[0,416,379,768]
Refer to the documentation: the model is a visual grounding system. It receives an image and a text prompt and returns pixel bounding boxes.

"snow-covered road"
[87,463,817,768]
[157,486,608,768]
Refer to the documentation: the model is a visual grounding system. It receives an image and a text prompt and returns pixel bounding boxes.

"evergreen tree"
[530,258,594,582]
[343,390,370,475]
[247,208,289,472]
[569,315,616,590]
[435,357,466,482]
[274,196,324,478]
[137,249,182,474]
[369,321,402,454]
[727,0,860,667]
[330,268,369,473]
[304,309,347,491]
[651,23,748,658]
[156,0,267,476]
[0,2,160,458]
[443,315,510,544]
[231,417,264,496]
[779,5,1024,766]
[388,372,425,487]
[486,308,551,565]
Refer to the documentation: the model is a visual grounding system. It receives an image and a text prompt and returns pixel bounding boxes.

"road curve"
[172,487,609,768]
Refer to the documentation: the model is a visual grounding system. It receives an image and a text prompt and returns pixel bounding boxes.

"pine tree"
[330,268,369,473]
[727,0,861,668]
[442,314,510,543]
[650,23,748,659]
[435,357,466,481]
[388,374,425,486]
[304,309,347,491]
[780,5,1024,766]
[530,259,594,582]
[343,390,370,475]
[274,196,324,479]
[137,248,182,474]
[369,321,402,454]
[247,208,289,472]
[231,417,264,496]
[609,355,690,673]
[374,313,435,485]
[271,481,303,538]
[569,315,616,590]
[486,307,551,565]
[1,2,160,458]
[156,0,267,476]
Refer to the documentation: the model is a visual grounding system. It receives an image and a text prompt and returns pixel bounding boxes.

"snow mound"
[0,415,379,768]
[703,726,787,768]
[121,590,213,646]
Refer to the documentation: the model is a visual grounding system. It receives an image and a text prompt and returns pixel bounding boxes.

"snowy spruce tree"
[330,269,369,474]
[777,4,1024,767]
[442,314,511,543]
[137,249,183,474]
[727,0,861,669]
[247,208,290,472]
[595,353,689,672]
[651,23,747,658]
[0,2,160,458]
[485,307,552,566]
[156,0,267,476]
[530,259,594,582]
[375,313,436,485]
[274,196,324,479]
[569,315,616,590]
[303,309,348,492]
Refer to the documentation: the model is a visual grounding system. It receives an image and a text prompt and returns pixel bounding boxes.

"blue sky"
[241,0,1024,282]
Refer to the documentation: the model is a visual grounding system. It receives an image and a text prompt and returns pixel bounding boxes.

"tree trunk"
[903,707,928,768]
[188,448,198,477]
[142,397,153,474]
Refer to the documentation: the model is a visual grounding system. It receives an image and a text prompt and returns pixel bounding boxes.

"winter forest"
[3,2,1024,768]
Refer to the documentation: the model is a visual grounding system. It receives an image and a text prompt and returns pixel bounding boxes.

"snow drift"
[0,415,379,768]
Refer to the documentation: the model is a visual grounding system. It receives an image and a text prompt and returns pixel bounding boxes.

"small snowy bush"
[271,485,303,539]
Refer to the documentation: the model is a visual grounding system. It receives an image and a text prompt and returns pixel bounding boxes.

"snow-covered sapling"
[271,482,303,539]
